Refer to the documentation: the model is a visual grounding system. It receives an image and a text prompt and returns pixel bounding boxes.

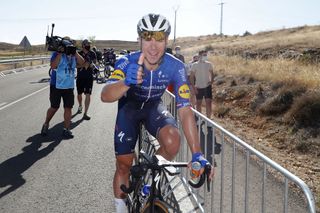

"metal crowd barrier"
[0,56,50,70]
[161,91,316,213]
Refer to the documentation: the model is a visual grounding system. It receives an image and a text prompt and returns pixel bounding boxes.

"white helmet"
[137,13,171,36]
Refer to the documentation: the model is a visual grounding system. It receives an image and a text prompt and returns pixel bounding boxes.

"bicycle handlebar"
[188,163,212,192]
[120,151,212,194]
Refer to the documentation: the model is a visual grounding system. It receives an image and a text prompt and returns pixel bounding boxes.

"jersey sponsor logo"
[177,102,191,108]
[118,58,129,70]
[126,137,133,142]
[178,84,190,99]
[140,84,166,90]
[118,131,125,143]
[154,173,161,190]
[110,69,125,80]
[178,68,187,82]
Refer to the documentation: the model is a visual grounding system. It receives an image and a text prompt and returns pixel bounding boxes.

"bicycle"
[48,68,53,77]
[103,60,114,78]
[120,125,212,213]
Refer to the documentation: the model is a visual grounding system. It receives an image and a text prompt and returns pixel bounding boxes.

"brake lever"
[206,165,211,192]
[120,164,147,194]
[120,181,134,194]
[188,163,212,190]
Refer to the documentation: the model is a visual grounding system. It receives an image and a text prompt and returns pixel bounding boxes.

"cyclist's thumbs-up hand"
[124,53,144,86]
[136,53,144,84]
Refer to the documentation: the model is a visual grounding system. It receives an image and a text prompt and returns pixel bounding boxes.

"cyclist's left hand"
[191,152,215,181]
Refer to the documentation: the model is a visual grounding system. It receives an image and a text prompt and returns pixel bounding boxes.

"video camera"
[45,23,77,55]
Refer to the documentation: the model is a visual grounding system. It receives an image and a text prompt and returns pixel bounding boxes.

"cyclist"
[105,48,116,68]
[92,46,103,65]
[76,39,97,120]
[101,13,214,213]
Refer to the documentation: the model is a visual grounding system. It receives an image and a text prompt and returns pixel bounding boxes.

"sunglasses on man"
[140,31,166,42]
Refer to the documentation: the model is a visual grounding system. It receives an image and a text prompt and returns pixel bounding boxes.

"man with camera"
[76,39,97,120]
[41,37,85,138]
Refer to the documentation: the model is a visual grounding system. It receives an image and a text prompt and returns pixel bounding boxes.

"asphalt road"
[0,65,311,213]
[0,65,117,213]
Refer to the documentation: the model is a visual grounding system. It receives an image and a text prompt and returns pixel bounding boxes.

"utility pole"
[218,1,225,36]
[173,5,179,45]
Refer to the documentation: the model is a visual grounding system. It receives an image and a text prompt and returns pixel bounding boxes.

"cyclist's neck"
[144,57,163,71]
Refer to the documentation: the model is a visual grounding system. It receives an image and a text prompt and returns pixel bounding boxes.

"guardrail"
[161,91,316,213]
[0,56,50,70]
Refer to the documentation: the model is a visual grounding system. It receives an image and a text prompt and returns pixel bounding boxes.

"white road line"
[0,102,7,107]
[0,85,49,111]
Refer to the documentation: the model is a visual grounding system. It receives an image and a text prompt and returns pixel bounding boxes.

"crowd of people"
[41,13,215,212]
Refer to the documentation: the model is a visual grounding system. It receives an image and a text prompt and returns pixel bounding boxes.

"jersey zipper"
[140,71,153,109]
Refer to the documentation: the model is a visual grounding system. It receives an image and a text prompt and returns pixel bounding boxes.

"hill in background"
[1,24,319,57]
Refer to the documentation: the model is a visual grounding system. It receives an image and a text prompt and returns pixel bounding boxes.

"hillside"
[173,25,320,210]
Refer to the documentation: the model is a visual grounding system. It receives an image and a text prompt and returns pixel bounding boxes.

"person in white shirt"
[186,54,199,107]
[190,50,214,118]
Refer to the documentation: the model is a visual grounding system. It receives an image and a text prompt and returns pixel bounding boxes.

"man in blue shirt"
[41,40,84,138]
[101,13,214,212]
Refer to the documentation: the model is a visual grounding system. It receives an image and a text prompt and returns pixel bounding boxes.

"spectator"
[173,45,185,63]
[190,50,214,118]
[41,38,85,138]
[76,39,97,120]
[103,48,116,68]
[92,46,103,64]
[166,47,173,54]
[187,54,199,107]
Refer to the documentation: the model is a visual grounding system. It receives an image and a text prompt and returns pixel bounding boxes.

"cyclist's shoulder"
[116,51,139,66]
[163,53,184,67]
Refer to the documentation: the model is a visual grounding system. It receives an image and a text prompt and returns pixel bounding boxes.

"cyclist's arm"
[101,53,143,102]
[178,107,202,154]
[101,80,129,102]
[179,107,215,180]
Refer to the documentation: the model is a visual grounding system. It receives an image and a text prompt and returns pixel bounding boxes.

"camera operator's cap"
[82,39,91,46]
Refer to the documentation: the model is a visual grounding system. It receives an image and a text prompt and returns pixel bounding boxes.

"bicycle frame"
[121,124,211,213]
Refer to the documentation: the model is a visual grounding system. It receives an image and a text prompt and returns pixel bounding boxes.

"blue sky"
[1,0,319,45]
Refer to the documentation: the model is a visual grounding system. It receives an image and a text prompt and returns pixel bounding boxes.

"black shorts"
[196,85,212,100]
[49,85,74,108]
[114,101,177,155]
[76,72,93,95]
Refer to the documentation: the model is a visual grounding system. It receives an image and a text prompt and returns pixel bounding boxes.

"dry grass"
[179,25,320,57]
[211,55,320,90]
[284,92,320,128]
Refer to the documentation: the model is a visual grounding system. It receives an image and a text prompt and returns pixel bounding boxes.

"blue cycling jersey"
[107,51,191,109]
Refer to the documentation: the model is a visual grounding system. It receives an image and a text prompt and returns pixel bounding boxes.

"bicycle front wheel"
[141,199,169,213]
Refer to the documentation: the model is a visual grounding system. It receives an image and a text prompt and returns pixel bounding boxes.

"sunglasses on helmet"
[140,31,166,42]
